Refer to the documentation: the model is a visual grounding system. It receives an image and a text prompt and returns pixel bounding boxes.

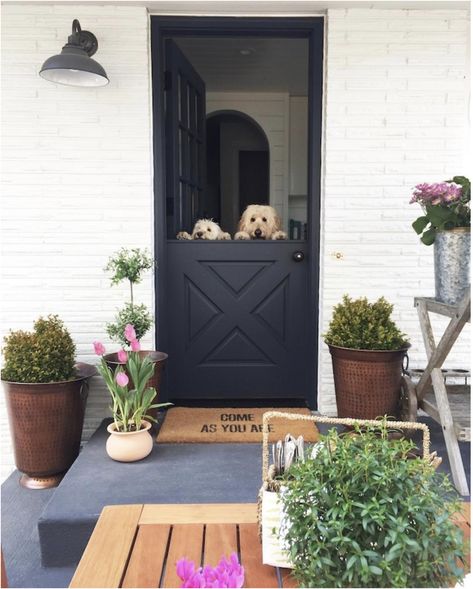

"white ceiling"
[174,37,309,94]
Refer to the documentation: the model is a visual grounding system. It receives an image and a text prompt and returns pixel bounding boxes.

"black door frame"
[150,16,324,408]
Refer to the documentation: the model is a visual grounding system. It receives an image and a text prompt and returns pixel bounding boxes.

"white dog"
[234,205,287,240]
[177,219,231,241]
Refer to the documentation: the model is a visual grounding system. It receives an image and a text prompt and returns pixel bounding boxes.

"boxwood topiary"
[1,315,76,383]
[280,425,467,588]
[324,295,409,350]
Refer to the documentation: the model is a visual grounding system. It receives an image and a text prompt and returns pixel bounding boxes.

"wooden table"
[69,503,470,588]
[69,504,296,588]
[414,295,471,495]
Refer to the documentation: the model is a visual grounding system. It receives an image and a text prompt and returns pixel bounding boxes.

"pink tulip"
[117,349,128,363]
[130,339,141,352]
[93,341,106,356]
[115,372,129,387]
[124,324,136,343]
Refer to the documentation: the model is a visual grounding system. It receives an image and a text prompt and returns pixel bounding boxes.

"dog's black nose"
[254,228,262,237]
[196,231,203,238]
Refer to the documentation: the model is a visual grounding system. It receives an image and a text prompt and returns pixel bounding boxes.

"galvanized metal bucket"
[434,228,471,306]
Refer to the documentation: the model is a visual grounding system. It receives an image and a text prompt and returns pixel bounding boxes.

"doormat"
[156,407,319,443]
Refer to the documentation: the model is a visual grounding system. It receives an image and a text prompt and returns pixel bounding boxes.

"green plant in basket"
[324,295,409,351]
[280,424,467,588]
[1,315,76,383]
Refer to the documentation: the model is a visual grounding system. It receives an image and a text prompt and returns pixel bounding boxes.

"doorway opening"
[205,111,269,230]
[151,18,323,408]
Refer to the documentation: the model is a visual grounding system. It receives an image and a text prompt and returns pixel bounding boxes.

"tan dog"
[234,205,287,240]
[177,219,231,241]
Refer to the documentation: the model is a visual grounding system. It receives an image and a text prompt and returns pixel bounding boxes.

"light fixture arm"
[66,19,98,57]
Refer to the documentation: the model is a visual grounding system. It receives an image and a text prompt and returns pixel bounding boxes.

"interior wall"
[206,92,290,228]
[218,116,268,232]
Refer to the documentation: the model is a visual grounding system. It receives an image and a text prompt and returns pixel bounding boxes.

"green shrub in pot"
[1,315,76,383]
[324,296,410,419]
[280,425,467,588]
[324,295,408,351]
[1,316,94,488]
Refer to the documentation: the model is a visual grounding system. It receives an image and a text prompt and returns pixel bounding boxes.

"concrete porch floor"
[1,415,470,588]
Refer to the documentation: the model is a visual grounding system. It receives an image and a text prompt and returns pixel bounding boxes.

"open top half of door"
[165,39,206,239]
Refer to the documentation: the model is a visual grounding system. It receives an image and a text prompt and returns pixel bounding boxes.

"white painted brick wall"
[1,4,470,479]
[320,7,470,415]
[0,4,154,481]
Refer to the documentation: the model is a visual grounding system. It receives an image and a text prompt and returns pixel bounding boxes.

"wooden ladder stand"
[414,293,470,496]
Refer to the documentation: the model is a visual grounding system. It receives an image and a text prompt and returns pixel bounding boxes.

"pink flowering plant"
[176,553,244,588]
[410,175,470,245]
[93,324,169,432]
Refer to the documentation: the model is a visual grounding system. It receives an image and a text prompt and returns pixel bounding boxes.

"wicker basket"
[259,411,440,568]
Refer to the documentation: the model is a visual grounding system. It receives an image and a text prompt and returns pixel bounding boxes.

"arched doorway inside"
[204,111,269,233]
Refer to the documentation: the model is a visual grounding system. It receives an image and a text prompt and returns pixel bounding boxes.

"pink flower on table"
[176,553,244,588]
[115,372,129,387]
[93,341,106,356]
[124,324,137,343]
[117,349,128,363]
[130,339,141,352]
[176,558,196,583]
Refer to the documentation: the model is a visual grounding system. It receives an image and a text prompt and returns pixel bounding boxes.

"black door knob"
[293,251,304,262]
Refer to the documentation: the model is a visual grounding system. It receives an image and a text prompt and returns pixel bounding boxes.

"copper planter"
[2,363,96,489]
[328,345,409,420]
[104,350,168,422]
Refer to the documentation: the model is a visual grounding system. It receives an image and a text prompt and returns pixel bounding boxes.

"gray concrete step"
[38,419,262,567]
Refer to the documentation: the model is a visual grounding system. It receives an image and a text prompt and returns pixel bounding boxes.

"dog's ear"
[238,209,248,232]
[273,211,282,231]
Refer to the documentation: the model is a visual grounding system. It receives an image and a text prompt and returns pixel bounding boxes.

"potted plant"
[94,325,170,462]
[104,248,167,417]
[411,176,470,305]
[279,424,467,588]
[324,295,410,419]
[1,315,95,489]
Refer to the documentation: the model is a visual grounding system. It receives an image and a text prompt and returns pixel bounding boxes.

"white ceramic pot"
[106,420,153,462]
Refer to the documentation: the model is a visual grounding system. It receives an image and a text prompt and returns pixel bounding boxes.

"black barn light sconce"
[39,19,109,87]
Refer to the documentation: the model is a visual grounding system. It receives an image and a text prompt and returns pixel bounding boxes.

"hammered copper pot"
[104,350,167,422]
[2,362,96,488]
[328,345,410,420]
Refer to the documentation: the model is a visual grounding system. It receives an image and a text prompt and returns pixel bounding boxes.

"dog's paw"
[219,232,232,240]
[176,231,192,240]
[234,231,251,240]
[272,231,287,240]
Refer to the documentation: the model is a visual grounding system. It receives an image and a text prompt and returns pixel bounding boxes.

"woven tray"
[261,411,440,491]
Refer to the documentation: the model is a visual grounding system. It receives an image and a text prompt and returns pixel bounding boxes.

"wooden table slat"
[239,523,279,588]
[162,524,204,588]
[204,524,238,567]
[69,505,143,588]
[70,502,470,589]
[122,524,170,588]
[140,503,257,525]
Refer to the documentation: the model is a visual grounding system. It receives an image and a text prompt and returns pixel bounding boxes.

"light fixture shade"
[40,47,109,87]
[39,20,109,87]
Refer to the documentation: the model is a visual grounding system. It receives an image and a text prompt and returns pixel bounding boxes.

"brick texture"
[321,8,470,415]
